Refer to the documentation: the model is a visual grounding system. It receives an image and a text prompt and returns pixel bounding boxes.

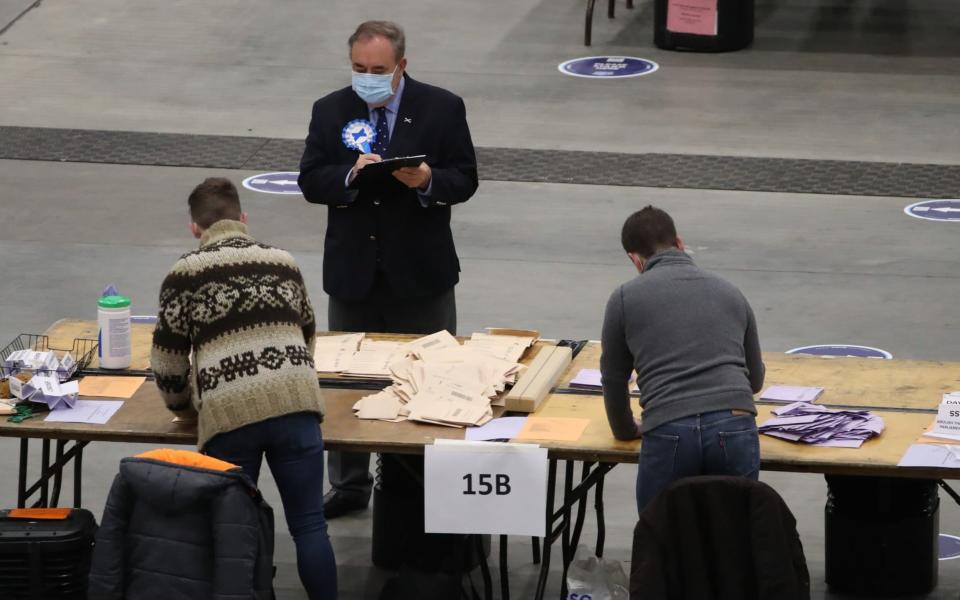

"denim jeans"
[637,409,759,514]
[205,412,337,600]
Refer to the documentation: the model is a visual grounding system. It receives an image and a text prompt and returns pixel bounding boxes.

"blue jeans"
[205,412,337,600]
[637,410,759,514]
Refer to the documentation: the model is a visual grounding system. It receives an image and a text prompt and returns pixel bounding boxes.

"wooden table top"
[0,320,954,479]
[562,341,960,411]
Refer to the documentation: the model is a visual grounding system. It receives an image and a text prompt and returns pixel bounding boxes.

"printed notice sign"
[667,0,719,35]
[933,393,960,437]
[424,440,548,537]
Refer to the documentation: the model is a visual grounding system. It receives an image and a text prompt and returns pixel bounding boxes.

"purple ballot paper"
[760,385,824,403]
[760,402,883,448]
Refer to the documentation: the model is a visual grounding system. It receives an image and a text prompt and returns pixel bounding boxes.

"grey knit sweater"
[151,220,325,449]
[601,249,764,440]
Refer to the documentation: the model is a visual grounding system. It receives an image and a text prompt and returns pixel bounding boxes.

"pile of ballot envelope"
[759,401,884,448]
[314,330,535,427]
[3,350,80,409]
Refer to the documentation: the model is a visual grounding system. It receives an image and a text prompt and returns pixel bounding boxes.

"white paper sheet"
[44,400,124,424]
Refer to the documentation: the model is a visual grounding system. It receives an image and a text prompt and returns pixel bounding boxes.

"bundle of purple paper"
[759,401,884,448]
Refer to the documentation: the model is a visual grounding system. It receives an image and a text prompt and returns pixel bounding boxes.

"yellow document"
[515,417,591,442]
[78,376,146,399]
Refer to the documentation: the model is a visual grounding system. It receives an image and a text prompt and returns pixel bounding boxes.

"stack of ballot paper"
[4,349,78,382]
[312,333,365,373]
[344,340,408,378]
[569,368,639,393]
[463,332,537,363]
[759,385,824,403]
[313,333,408,378]
[759,401,884,448]
[7,373,79,409]
[351,330,531,427]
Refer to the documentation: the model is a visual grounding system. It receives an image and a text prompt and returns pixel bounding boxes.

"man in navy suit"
[299,20,478,518]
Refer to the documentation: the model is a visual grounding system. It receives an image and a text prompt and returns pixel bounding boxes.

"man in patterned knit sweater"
[151,177,337,600]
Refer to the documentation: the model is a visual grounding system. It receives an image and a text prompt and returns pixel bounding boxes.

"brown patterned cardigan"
[151,220,325,449]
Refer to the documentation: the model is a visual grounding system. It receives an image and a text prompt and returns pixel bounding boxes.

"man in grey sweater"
[601,206,765,513]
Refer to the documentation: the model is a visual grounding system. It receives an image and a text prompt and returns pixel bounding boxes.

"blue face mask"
[352,67,397,105]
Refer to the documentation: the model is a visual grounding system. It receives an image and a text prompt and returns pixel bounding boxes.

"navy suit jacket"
[298,75,478,302]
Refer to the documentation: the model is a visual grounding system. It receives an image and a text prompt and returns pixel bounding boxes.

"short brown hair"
[621,206,678,258]
[348,21,405,62]
[188,178,241,229]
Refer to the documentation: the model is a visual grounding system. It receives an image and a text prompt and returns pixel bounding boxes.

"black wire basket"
[0,334,98,380]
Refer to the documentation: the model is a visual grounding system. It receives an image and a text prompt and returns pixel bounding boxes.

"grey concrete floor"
[1,0,959,598]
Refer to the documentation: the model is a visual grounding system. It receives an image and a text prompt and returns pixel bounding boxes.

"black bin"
[825,475,938,596]
[372,453,490,572]
[654,0,753,52]
[0,508,98,600]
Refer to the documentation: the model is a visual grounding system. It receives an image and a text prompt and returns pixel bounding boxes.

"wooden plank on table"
[558,341,960,411]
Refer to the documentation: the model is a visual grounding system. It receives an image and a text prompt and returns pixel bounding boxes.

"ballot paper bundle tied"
[6,373,79,410]
[759,401,884,448]
[343,330,534,427]
[3,349,78,382]
[2,349,83,410]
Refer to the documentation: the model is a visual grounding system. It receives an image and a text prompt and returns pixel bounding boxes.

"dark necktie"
[373,107,390,155]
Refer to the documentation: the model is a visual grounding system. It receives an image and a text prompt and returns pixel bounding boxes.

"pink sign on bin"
[666,0,718,36]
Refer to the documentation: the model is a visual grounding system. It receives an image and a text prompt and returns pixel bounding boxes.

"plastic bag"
[566,544,629,600]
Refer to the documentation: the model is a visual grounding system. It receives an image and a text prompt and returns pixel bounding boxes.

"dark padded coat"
[88,452,275,599]
[631,475,810,600]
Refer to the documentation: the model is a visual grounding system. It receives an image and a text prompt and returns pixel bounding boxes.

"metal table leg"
[37,439,50,507]
[585,0,597,46]
[50,440,66,507]
[534,458,558,600]
[17,438,28,508]
[16,438,89,508]
[595,467,608,557]
[559,460,575,599]
[499,535,510,600]
[74,442,85,507]
[570,462,594,553]
[475,534,493,600]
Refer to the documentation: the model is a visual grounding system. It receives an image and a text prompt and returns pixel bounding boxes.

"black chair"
[585,0,635,46]
[631,476,810,600]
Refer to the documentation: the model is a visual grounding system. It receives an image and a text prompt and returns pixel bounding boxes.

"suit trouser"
[326,284,457,500]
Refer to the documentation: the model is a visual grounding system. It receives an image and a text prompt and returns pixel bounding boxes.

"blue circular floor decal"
[786,345,892,359]
[904,200,960,222]
[242,172,302,195]
[558,56,658,79]
[940,534,960,560]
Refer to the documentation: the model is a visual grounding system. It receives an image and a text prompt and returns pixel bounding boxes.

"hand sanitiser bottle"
[97,295,132,369]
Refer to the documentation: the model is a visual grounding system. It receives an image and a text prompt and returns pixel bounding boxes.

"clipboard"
[351,154,427,188]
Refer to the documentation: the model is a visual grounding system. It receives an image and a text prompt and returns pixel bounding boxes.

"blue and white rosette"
[342,119,376,154]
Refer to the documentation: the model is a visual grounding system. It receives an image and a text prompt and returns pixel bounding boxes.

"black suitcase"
[0,508,98,600]
[825,475,939,596]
